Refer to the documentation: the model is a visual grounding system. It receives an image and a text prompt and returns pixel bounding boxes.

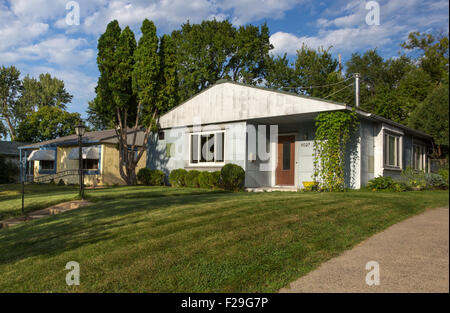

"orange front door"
[276,135,295,186]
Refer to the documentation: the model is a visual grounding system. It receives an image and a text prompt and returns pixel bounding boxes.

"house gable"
[159,80,349,129]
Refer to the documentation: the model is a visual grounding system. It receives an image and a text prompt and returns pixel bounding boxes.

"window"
[413,144,426,171]
[82,159,99,170]
[384,133,401,168]
[40,160,55,170]
[190,131,225,165]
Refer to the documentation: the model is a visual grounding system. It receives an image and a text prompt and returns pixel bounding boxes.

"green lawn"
[0,184,219,220]
[0,185,448,292]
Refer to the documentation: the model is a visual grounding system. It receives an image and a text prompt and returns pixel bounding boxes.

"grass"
[0,185,448,292]
[0,184,219,220]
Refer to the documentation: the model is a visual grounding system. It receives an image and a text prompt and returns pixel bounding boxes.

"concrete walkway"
[0,200,90,229]
[280,207,449,293]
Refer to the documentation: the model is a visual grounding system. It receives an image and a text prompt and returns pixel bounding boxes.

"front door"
[276,135,295,186]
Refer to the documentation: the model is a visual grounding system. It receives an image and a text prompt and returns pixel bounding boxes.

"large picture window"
[384,133,401,168]
[190,131,225,165]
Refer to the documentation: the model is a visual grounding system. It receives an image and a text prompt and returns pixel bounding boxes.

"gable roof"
[19,129,146,150]
[159,80,349,129]
[0,141,31,156]
[159,79,432,139]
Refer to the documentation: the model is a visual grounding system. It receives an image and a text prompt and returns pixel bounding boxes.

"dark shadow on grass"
[0,191,245,265]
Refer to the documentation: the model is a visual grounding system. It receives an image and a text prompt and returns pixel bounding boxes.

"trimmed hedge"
[137,168,165,186]
[169,168,187,187]
[211,171,222,188]
[221,163,245,191]
[198,171,213,188]
[185,170,200,188]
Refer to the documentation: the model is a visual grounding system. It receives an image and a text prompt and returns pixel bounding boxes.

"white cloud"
[218,0,303,25]
[271,0,449,56]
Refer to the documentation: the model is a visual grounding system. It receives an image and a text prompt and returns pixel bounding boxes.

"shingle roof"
[19,129,146,149]
[0,141,31,156]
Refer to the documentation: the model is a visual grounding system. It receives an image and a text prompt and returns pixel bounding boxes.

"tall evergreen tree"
[158,34,178,112]
[89,20,121,129]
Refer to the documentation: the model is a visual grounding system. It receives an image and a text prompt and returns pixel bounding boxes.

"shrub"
[211,171,222,188]
[438,168,449,183]
[185,170,200,188]
[137,168,165,186]
[367,176,403,192]
[424,173,448,189]
[221,163,245,191]
[400,167,426,189]
[169,169,187,187]
[149,170,165,186]
[137,168,152,185]
[198,171,214,189]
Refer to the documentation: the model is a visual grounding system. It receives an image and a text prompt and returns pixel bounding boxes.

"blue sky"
[1,0,448,119]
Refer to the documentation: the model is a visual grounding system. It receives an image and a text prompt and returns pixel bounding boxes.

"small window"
[83,159,99,170]
[384,133,401,168]
[158,131,165,140]
[190,131,225,165]
[413,145,426,171]
[40,160,55,170]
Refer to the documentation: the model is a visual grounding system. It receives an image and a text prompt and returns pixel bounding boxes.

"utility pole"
[354,73,360,107]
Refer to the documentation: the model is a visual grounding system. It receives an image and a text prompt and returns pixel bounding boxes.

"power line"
[323,83,354,100]
[274,76,353,91]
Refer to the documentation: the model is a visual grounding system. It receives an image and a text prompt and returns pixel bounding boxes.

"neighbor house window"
[190,131,225,165]
[83,159,99,170]
[40,160,55,170]
[384,133,401,168]
[413,144,426,171]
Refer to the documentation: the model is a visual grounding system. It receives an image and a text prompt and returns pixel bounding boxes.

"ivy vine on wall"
[313,110,359,191]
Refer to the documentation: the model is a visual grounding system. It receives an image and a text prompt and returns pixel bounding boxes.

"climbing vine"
[313,111,359,191]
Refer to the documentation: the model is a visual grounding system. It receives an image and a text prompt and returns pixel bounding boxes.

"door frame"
[274,132,297,186]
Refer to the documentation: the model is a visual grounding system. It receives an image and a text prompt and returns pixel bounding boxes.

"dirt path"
[0,200,90,229]
[280,207,449,293]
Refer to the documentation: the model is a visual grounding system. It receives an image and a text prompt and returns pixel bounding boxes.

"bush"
[169,168,187,187]
[198,171,214,189]
[367,176,403,192]
[438,168,449,183]
[0,155,19,184]
[211,171,222,188]
[221,163,245,191]
[400,167,426,189]
[137,168,165,186]
[185,170,200,188]
[424,173,448,189]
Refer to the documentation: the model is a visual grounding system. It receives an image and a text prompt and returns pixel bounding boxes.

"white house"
[148,80,431,189]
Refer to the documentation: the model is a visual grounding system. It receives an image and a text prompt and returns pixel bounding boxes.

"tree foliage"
[172,20,272,102]
[0,65,22,140]
[16,106,82,143]
[408,83,449,156]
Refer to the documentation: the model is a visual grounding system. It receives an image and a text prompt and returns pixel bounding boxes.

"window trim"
[38,147,57,174]
[383,132,402,170]
[188,130,225,167]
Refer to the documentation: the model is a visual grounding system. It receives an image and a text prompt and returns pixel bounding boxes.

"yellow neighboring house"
[18,129,147,186]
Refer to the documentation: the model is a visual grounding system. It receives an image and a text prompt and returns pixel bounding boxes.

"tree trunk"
[3,112,16,141]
